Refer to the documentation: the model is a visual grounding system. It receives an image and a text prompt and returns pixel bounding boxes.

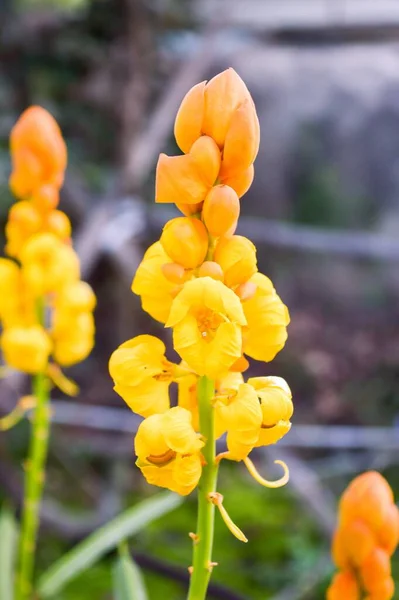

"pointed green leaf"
[0,506,18,600]
[113,545,148,600]
[38,492,182,597]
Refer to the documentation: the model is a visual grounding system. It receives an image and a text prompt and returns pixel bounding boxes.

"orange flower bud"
[360,548,391,592]
[202,68,252,148]
[31,184,60,213]
[340,471,393,532]
[5,201,42,257]
[332,529,350,570]
[365,576,395,600]
[220,165,254,198]
[327,571,360,600]
[160,217,208,269]
[220,99,260,177]
[377,504,399,555]
[342,520,375,566]
[190,136,221,187]
[162,263,186,284]
[213,235,257,287]
[45,210,72,240]
[10,106,67,198]
[174,81,206,153]
[198,261,224,281]
[202,185,240,237]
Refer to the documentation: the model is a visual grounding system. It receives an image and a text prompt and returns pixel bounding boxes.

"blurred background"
[1,0,399,598]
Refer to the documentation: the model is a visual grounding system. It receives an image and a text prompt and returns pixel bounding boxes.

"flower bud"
[213,235,257,287]
[327,571,360,600]
[155,153,208,205]
[52,312,94,367]
[198,261,224,281]
[31,184,60,212]
[5,201,42,257]
[202,185,240,237]
[342,520,375,566]
[360,548,391,592]
[220,99,260,176]
[339,471,394,531]
[176,201,203,216]
[1,325,51,373]
[235,281,257,301]
[220,165,254,198]
[161,263,186,284]
[55,281,96,313]
[160,217,208,269]
[10,106,67,198]
[174,81,206,153]
[202,68,252,148]
[45,210,72,240]
[189,136,221,186]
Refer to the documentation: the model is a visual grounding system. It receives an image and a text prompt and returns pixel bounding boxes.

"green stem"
[16,304,51,600]
[187,376,218,600]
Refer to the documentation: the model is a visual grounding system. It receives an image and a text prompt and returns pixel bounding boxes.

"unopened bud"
[202,185,240,237]
[198,261,224,281]
[160,217,208,269]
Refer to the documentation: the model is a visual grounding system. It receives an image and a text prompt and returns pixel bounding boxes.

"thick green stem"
[187,376,218,600]
[16,304,51,600]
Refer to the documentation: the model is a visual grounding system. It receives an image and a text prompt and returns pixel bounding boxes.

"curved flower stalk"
[109,68,292,600]
[0,107,96,600]
[327,471,399,600]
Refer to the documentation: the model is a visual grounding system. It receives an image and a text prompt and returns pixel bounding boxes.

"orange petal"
[174,81,206,153]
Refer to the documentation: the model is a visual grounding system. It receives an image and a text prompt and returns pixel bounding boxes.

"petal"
[109,334,167,387]
[134,414,169,459]
[189,135,221,186]
[248,376,293,424]
[254,421,292,447]
[174,81,206,153]
[178,373,200,431]
[162,406,204,454]
[138,462,176,492]
[221,99,260,175]
[220,164,254,198]
[172,453,202,495]
[155,153,209,205]
[205,322,243,378]
[213,235,257,288]
[114,378,170,418]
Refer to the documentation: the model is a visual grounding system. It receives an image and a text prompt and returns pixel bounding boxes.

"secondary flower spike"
[110,68,293,594]
[328,471,399,600]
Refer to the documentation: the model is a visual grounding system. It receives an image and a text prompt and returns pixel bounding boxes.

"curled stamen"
[47,363,79,396]
[208,492,248,543]
[0,395,36,431]
[244,457,289,489]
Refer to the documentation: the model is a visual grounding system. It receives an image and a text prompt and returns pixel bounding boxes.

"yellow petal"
[114,378,170,418]
[178,372,199,431]
[1,325,51,374]
[172,453,202,495]
[248,376,293,424]
[162,406,203,454]
[109,334,167,387]
[243,285,290,362]
[255,421,292,447]
[134,414,169,459]
[204,322,243,379]
[213,236,257,288]
[138,462,176,492]
[174,81,206,153]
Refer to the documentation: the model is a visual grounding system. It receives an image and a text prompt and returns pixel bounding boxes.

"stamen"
[47,363,79,396]
[208,492,248,543]
[0,395,36,431]
[244,457,289,489]
[147,449,176,466]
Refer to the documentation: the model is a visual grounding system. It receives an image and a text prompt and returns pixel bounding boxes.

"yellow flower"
[242,273,290,362]
[54,281,96,314]
[131,242,178,324]
[109,335,179,417]
[248,376,293,446]
[166,277,246,378]
[51,312,95,367]
[160,217,208,269]
[21,233,80,296]
[178,369,243,431]
[135,406,204,495]
[214,383,262,459]
[1,325,51,373]
[0,259,20,321]
[5,201,42,258]
[213,235,257,288]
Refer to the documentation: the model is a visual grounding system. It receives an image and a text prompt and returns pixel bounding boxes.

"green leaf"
[38,492,182,598]
[0,506,18,600]
[113,545,148,600]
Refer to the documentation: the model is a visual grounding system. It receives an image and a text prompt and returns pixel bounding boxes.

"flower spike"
[243,457,289,489]
[208,492,248,543]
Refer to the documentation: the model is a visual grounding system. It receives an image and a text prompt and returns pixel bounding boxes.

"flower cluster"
[109,69,292,506]
[1,107,95,379]
[328,471,399,600]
